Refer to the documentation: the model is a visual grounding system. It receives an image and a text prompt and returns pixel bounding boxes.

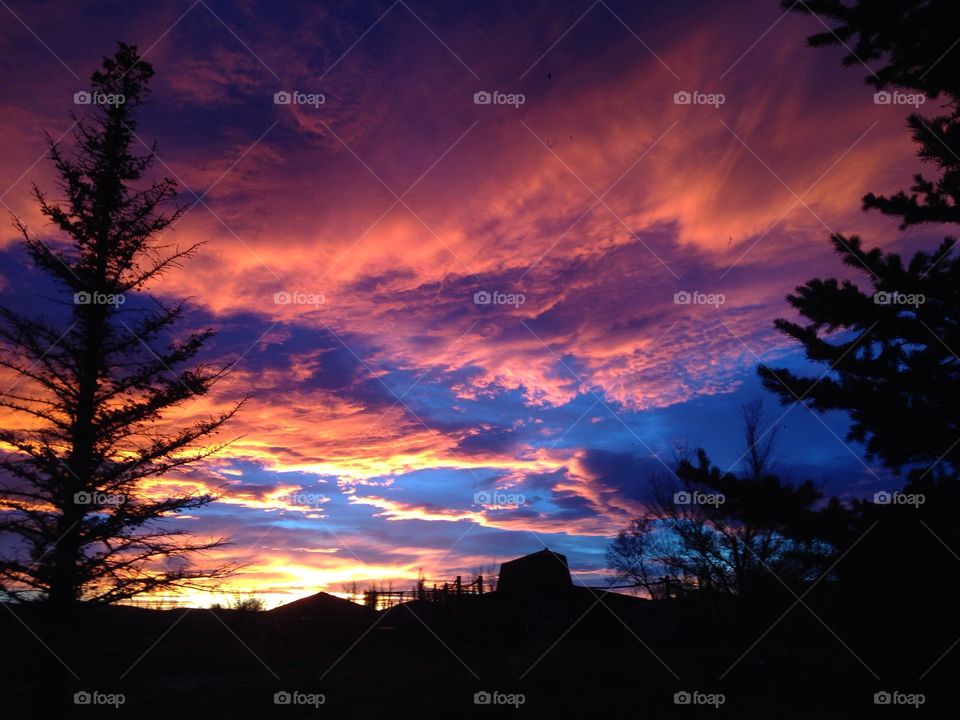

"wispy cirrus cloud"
[0,0,923,604]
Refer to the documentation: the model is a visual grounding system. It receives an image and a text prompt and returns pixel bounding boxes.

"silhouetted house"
[497,549,572,594]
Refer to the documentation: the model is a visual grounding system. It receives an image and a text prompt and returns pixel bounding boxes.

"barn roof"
[497,548,572,593]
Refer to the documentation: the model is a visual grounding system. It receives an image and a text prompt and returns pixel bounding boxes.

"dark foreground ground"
[1,585,956,719]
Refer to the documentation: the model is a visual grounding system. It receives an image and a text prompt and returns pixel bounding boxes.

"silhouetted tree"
[0,43,241,606]
[741,398,778,481]
[763,7,960,672]
[668,449,827,595]
[788,0,960,227]
[230,593,266,612]
[758,236,960,478]
[606,516,660,597]
[608,404,831,628]
[764,1,960,480]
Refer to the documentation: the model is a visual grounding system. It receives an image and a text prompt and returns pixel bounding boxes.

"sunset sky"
[0,0,940,606]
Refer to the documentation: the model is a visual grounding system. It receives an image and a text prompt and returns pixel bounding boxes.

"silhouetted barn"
[268,591,375,622]
[497,549,572,593]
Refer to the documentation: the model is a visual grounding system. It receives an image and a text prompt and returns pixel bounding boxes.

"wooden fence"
[363,575,486,610]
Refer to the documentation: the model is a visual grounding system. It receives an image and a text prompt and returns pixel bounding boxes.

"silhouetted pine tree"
[0,43,241,606]
[758,235,960,478]
[762,1,960,480]
[762,7,960,667]
[787,0,960,227]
